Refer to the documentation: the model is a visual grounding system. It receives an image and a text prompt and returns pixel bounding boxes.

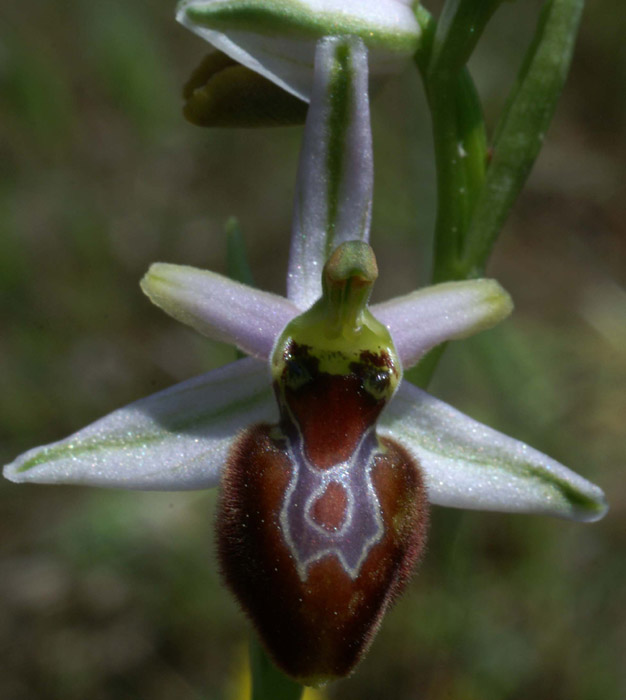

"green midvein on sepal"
[180,0,421,52]
[16,387,272,475]
[324,41,352,249]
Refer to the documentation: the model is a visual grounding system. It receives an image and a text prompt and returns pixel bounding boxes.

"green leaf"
[428,0,503,78]
[463,0,585,274]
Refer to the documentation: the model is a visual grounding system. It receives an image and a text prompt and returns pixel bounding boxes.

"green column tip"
[321,241,378,337]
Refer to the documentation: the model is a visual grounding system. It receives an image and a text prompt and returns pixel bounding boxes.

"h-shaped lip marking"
[279,401,385,581]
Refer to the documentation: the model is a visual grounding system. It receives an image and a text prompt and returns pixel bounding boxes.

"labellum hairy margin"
[217,242,429,685]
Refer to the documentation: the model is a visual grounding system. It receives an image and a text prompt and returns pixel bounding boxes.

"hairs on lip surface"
[216,422,429,685]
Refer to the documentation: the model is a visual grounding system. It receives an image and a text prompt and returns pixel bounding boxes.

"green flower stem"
[250,636,305,700]
[462,0,584,276]
[455,74,488,221]
[415,6,488,283]
[427,0,503,78]
[413,0,583,383]
[411,6,490,382]
[426,69,488,282]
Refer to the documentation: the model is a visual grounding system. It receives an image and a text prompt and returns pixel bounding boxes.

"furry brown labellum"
[217,243,429,684]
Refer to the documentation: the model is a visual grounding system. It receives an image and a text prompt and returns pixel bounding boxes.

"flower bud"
[183,51,308,127]
[177,0,421,101]
[217,243,429,684]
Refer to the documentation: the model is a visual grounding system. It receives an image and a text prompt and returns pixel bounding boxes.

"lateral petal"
[379,381,608,522]
[141,263,298,360]
[4,358,277,491]
[372,279,513,369]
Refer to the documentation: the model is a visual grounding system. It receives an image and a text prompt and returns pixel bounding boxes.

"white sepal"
[380,381,608,522]
[177,0,421,101]
[4,358,277,491]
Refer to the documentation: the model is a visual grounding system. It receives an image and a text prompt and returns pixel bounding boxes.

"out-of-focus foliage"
[0,0,624,698]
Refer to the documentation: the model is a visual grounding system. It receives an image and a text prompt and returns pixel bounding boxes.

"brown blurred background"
[0,0,624,698]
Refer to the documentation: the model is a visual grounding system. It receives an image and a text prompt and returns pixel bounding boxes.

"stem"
[428,0,502,78]
[250,636,304,700]
[424,68,488,282]
[413,0,582,381]
[411,2,494,381]
[415,6,489,283]
[423,74,467,279]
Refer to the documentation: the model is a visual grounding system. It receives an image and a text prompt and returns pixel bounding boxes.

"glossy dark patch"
[277,341,391,469]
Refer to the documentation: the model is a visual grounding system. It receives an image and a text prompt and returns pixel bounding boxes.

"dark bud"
[183,51,308,128]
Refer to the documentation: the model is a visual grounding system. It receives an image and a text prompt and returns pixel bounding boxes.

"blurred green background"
[0,0,624,698]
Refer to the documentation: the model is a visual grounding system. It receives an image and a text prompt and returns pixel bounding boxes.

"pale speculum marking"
[278,405,384,582]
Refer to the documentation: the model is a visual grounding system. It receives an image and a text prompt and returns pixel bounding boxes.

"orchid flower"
[176,0,421,101]
[4,37,607,685]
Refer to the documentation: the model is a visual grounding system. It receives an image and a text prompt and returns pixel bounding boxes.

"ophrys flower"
[4,37,607,684]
